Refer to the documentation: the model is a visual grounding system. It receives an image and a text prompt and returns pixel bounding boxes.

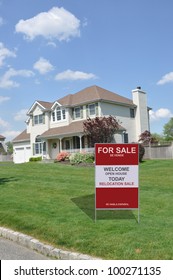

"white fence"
[0,154,13,162]
[143,142,173,159]
[62,145,173,160]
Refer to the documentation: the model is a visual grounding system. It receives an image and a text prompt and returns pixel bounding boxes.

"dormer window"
[56,107,61,121]
[52,107,66,122]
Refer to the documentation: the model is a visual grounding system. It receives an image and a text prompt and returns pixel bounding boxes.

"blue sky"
[0,0,173,141]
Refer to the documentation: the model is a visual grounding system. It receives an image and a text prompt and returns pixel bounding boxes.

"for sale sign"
[95,143,139,210]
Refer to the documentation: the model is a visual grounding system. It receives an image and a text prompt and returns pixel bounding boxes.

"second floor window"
[86,103,98,117]
[74,107,81,118]
[56,107,61,121]
[73,106,83,119]
[89,104,96,115]
[33,114,44,125]
[52,107,66,122]
[130,108,135,118]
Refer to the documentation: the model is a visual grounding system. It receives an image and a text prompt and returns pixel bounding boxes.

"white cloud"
[55,69,97,81]
[0,96,10,104]
[15,6,80,42]
[47,41,57,48]
[0,42,16,67]
[149,108,173,121]
[0,68,35,89]
[1,130,22,141]
[0,17,4,26]
[157,72,173,85]
[82,18,88,27]
[33,57,54,74]
[0,117,9,127]
[14,109,28,121]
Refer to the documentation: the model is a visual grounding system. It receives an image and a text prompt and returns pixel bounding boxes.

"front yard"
[0,160,172,259]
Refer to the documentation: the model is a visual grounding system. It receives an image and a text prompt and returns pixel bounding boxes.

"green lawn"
[0,160,173,259]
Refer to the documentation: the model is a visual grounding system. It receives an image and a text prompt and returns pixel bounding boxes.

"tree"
[139,130,158,144]
[163,118,173,140]
[5,141,13,154]
[83,116,120,147]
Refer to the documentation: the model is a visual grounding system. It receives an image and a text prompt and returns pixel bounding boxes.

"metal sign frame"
[95,143,140,223]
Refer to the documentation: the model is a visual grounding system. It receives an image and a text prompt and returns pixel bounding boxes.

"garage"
[13,146,31,164]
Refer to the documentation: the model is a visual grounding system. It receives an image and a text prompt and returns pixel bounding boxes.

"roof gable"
[12,129,30,143]
[27,100,53,115]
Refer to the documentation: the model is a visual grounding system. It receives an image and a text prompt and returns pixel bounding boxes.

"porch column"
[79,135,82,152]
[59,138,62,152]
[46,141,50,159]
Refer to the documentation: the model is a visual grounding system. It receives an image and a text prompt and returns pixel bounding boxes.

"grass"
[0,160,173,259]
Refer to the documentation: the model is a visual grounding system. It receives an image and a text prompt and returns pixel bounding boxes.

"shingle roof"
[40,121,84,138]
[57,85,134,107]
[40,120,125,139]
[37,100,53,109]
[12,129,30,143]
[29,85,134,112]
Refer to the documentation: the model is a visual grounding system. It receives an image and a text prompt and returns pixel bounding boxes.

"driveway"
[0,237,51,260]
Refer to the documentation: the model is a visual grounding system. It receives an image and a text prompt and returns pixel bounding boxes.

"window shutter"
[42,113,45,124]
[86,105,89,118]
[80,106,83,118]
[95,103,98,116]
[72,108,74,120]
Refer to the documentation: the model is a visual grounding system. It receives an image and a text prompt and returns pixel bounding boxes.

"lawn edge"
[0,226,101,260]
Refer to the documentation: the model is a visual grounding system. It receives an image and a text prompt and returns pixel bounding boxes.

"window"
[130,108,135,118]
[52,107,66,122]
[33,114,44,125]
[73,106,83,119]
[56,107,61,121]
[74,107,81,118]
[87,103,98,117]
[34,136,42,154]
[52,112,55,121]
[123,133,129,143]
[62,109,66,120]
[89,104,95,115]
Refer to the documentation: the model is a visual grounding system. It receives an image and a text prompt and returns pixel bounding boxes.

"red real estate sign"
[95,143,139,209]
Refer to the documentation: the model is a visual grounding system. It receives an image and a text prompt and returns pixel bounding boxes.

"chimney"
[132,87,149,139]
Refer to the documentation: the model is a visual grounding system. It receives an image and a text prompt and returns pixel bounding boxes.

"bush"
[29,156,42,162]
[56,151,70,161]
[69,152,94,165]
[139,144,145,162]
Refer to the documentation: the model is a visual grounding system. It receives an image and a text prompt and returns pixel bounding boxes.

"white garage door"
[25,147,31,162]
[14,146,31,164]
[14,147,25,164]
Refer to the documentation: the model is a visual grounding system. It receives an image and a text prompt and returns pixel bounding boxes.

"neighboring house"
[0,134,7,154]
[12,85,151,163]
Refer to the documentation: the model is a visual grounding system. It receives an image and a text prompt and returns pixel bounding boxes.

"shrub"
[69,152,94,165]
[56,151,70,162]
[139,144,145,162]
[29,156,42,162]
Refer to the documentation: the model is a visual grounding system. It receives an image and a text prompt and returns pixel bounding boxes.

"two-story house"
[12,85,151,163]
